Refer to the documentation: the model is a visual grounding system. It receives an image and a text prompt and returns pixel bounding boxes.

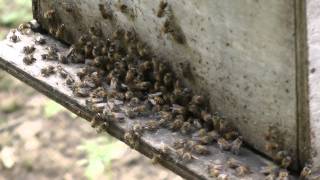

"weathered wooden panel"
[306,0,320,173]
[33,0,299,167]
[0,30,289,180]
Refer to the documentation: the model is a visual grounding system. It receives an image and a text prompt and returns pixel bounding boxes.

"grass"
[44,100,66,118]
[78,137,123,180]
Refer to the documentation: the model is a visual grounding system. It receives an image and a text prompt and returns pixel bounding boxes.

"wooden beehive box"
[2,0,320,178]
[31,0,320,172]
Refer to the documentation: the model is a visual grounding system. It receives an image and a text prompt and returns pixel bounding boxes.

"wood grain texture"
[0,29,296,180]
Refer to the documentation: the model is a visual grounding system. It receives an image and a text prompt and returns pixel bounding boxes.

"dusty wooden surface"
[306,0,320,173]
[0,29,298,179]
[32,0,299,168]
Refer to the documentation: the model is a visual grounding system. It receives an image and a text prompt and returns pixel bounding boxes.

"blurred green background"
[0,1,121,180]
[0,1,181,180]
[0,0,32,39]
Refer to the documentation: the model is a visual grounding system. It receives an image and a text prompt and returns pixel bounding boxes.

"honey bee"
[153,96,166,105]
[208,164,223,177]
[55,24,65,38]
[151,153,161,164]
[73,87,91,98]
[181,151,193,162]
[188,103,201,117]
[169,117,184,131]
[56,65,69,79]
[162,18,172,34]
[23,45,36,55]
[90,102,105,113]
[99,3,113,20]
[223,131,239,141]
[124,29,137,43]
[49,27,56,36]
[176,148,194,162]
[135,81,152,91]
[44,9,56,21]
[171,27,186,44]
[41,65,56,77]
[300,164,312,180]
[89,26,102,37]
[18,23,31,33]
[139,61,152,72]
[218,118,233,134]
[47,46,58,57]
[265,174,277,180]
[144,120,160,132]
[217,174,229,180]
[265,142,279,153]
[173,139,186,149]
[180,121,192,134]
[192,144,210,155]
[218,138,231,151]
[274,151,288,163]
[201,111,212,123]
[191,95,205,106]
[227,158,242,169]
[84,42,93,58]
[159,143,171,154]
[163,72,174,88]
[58,54,68,64]
[116,1,136,19]
[124,130,139,148]
[194,128,207,137]
[93,56,107,67]
[231,136,243,155]
[280,156,292,169]
[66,77,75,86]
[277,170,289,180]
[132,123,144,135]
[260,165,279,175]
[192,118,203,129]
[34,36,46,45]
[76,69,88,81]
[235,165,250,177]
[125,109,137,119]
[125,68,136,83]
[186,140,198,149]
[264,125,278,141]
[136,43,149,58]
[92,45,103,57]
[91,114,104,128]
[207,130,220,141]
[197,135,214,145]
[23,55,36,65]
[156,0,168,18]
[116,1,128,13]
[161,15,186,44]
[9,29,19,43]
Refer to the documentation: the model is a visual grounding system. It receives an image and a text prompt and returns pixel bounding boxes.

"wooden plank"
[306,0,320,173]
[32,0,299,167]
[0,28,297,179]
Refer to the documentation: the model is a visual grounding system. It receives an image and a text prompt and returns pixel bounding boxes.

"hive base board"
[0,30,298,179]
[32,0,302,168]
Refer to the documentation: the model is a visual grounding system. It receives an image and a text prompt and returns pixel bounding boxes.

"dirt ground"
[0,72,183,180]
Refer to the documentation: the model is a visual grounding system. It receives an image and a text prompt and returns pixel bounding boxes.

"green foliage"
[78,137,122,180]
[44,100,66,118]
[0,0,32,27]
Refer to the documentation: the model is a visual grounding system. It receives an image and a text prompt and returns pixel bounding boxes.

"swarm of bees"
[12,10,312,177]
